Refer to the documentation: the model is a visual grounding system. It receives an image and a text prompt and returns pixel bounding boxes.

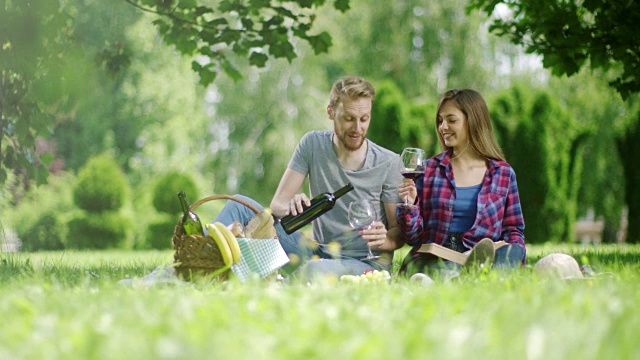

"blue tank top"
[450,183,482,233]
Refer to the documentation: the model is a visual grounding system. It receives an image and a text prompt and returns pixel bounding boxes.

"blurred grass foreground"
[0,244,638,359]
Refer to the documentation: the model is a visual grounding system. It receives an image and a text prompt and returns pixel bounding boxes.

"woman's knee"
[494,244,525,268]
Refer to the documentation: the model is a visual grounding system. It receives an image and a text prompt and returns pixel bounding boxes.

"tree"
[617,107,640,244]
[1,0,351,193]
[123,0,350,86]
[468,0,640,99]
[1,0,63,189]
[68,155,131,249]
[1,0,142,193]
[491,86,588,243]
[323,0,512,101]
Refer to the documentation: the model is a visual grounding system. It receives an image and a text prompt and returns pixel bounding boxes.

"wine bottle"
[279,183,354,234]
[178,191,204,236]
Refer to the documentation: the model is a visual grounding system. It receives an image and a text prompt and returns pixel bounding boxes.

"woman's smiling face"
[437,100,468,150]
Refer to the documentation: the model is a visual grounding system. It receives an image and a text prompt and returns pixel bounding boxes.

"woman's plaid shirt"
[397,150,525,254]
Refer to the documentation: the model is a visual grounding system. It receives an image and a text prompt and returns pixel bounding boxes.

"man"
[214,76,404,281]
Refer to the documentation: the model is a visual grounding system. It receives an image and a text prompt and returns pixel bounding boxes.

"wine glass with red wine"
[348,200,379,260]
[399,147,426,208]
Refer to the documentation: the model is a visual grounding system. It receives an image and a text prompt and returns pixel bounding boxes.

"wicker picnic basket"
[172,195,259,281]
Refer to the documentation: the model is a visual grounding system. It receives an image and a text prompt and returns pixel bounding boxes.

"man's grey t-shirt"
[288,130,403,258]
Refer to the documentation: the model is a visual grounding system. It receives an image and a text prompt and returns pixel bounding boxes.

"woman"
[396,89,525,277]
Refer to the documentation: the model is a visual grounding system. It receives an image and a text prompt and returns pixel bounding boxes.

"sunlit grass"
[0,244,638,359]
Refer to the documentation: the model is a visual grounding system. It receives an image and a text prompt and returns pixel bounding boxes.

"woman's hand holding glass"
[398,179,418,207]
[398,147,425,209]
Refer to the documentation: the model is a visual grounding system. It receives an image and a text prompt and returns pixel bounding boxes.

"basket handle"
[189,195,260,215]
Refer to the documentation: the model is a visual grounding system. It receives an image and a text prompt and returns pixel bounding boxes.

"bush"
[144,220,176,249]
[67,212,130,249]
[19,213,66,251]
[73,155,128,213]
[152,172,198,215]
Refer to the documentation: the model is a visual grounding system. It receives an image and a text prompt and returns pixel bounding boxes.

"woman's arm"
[501,168,525,249]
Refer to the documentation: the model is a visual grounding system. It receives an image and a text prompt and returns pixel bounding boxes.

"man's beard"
[336,129,367,152]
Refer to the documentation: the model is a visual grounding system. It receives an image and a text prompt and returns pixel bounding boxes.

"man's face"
[329,96,372,152]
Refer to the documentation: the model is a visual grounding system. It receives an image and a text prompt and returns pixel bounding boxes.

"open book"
[417,240,508,265]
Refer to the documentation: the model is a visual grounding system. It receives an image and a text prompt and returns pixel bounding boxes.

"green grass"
[0,244,639,359]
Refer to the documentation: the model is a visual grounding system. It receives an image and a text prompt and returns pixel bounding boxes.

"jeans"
[213,194,381,280]
[399,242,526,278]
[494,244,526,269]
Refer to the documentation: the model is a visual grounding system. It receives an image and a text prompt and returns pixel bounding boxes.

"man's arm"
[382,201,405,251]
[360,201,406,252]
[270,167,307,217]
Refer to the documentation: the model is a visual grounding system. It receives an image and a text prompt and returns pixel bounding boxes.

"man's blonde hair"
[329,76,375,110]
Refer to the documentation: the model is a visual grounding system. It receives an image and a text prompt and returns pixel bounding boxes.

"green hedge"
[19,213,65,251]
[152,172,198,215]
[144,220,176,249]
[73,155,128,213]
[67,212,130,249]
[491,87,586,243]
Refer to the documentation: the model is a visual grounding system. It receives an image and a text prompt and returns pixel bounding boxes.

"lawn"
[0,244,638,359]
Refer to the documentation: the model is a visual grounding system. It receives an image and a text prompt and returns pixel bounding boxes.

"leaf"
[198,66,217,86]
[167,28,198,55]
[306,31,332,55]
[272,6,296,19]
[194,6,214,16]
[221,58,243,82]
[264,15,285,28]
[191,60,203,72]
[152,19,171,36]
[178,0,197,8]
[249,51,268,67]
[207,18,228,27]
[241,18,254,31]
[269,40,296,62]
[334,0,351,12]
[39,151,55,167]
[34,164,49,186]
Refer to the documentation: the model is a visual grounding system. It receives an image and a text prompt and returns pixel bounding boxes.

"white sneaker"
[464,238,495,268]
[410,273,435,286]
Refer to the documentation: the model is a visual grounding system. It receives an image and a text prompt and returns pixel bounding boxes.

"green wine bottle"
[279,183,354,234]
[178,191,204,236]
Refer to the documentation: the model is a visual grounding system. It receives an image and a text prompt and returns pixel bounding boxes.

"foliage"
[66,212,131,249]
[3,172,76,251]
[468,0,640,99]
[18,213,66,252]
[369,80,435,154]
[616,108,640,244]
[73,155,129,213]
[152,172,199,215]
[491,86,587,243]
[144,220,176,249]
[1,0,143,192]
[369,80,407,153]
[145,171,198,250]
[405,101,438,156]
[321,0,527,101]
[546,71,627,242]
[123,0,351,86]
[0,0,61,187]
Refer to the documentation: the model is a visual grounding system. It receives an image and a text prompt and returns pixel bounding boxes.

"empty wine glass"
[348,200,379,260]
[399,147,426,208]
